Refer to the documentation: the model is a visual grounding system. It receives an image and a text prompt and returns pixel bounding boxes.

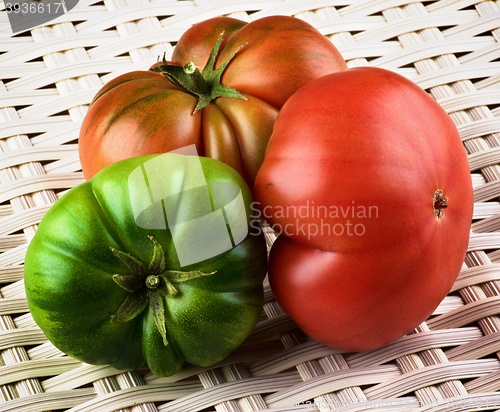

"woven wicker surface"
[1,0,500,411]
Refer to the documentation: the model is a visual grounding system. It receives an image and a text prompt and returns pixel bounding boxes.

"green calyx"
[111,236,216,346]
[151,32,247,112]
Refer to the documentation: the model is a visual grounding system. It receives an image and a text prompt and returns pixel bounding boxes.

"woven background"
[1,0,500,411]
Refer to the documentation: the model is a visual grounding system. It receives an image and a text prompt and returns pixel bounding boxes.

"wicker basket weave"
[1,0,500,411]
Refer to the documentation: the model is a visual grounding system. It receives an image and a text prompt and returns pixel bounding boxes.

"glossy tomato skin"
[24,154,268,376]
[78,16,347,184]
[254,67,473,351]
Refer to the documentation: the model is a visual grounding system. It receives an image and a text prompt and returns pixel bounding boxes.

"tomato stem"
[151,32,247,112]
[146,275,160,289]
[110,236,218,346]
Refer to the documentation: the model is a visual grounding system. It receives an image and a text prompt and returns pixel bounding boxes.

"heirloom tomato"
[24,153,267,376]
[78,15,347,184]
[254,67,473,351]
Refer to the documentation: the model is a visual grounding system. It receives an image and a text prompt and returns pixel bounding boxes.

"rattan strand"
[1,0,500,411]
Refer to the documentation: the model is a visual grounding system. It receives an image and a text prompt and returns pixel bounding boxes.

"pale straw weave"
[1,0,500,411]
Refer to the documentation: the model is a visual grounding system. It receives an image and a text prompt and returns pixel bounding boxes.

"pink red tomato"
[254,67,473,351]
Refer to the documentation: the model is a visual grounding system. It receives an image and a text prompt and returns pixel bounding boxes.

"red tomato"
[254,67,473,351]
[78,16,346,184]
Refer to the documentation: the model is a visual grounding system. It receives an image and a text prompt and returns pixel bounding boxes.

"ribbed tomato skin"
[78,16,347,184]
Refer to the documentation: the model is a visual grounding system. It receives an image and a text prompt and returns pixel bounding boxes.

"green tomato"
[24,152,267,376]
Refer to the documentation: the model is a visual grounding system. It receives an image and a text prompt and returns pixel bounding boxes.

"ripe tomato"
[254,67,473,351]
[78,16,346,184]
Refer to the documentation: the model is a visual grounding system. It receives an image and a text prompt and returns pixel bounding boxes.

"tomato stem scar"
[433,189,448,219]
